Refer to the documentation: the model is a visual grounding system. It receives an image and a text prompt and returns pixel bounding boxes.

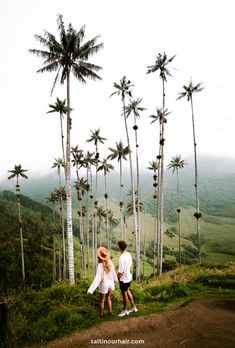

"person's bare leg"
[122,290,128,310]
[106,289,112,315]
[127,288,135,307]
[99,293,106,316]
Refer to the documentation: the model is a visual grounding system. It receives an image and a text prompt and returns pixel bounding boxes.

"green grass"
[5,262,235,347]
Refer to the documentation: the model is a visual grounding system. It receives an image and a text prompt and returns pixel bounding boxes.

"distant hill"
[1,156,234,216]
[0,191,55,293]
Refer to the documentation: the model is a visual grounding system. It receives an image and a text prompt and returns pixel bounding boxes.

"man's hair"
[117,240,127,251]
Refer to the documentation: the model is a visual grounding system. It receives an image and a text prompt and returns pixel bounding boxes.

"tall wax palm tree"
[111,76,139,279]
[52,158,65,186]
[86,129,106,274]
[108,141,129,238]
[167,155,186,265]
[177,80,204,263]
[47,98,70,167]
[29,14,103,284]
[125,97,146,278]
[105,209,118,253]
[8,165,28,281]
[149,107,170,275]
[80,151,95,272]
[147,52,175,276]
[54,186,67,280]
[86,129,107,203]
[46,192,58,281]
[74,177,89,274]
[147,160,159,275]
[52,158,66,278]
[98,158,114,248]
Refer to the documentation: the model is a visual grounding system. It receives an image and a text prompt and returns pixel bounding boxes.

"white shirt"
[88,260,118,294]
[118,251,133,283]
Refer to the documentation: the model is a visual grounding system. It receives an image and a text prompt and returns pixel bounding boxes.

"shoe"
[128,306,138,314]
[118,310,129,317]
[108,312,112,316]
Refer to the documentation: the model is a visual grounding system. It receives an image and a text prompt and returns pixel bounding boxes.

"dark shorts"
[119,281,131,291]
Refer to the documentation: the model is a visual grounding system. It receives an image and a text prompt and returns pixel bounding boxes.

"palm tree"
[54,186,67,280]
[147,160,159,275]
[167,155,186,265]
[86,129,106,274]
[86,128,107,202]
[147,52,175,276]
[74,177,89,274]
[177,80,204,263]
[29,14,103,284]
[52,158,67,279]
[52,158,65,186]
[125,97,146,277]
[47,98,70,167]
[108,141,129,238]
[149,107,170,275]
[8,164,28,281]
[80,151,95,272]
[46,192,58,281]
[111,76,139,280]
[105,209,118,253]
[98,158,114,248]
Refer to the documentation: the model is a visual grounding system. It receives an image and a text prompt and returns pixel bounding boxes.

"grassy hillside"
[4,262,235,347]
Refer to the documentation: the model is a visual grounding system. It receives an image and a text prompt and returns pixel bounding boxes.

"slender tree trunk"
[16,182,25,282]
[176,170,181,265]
[190,97,201,264]
[66,70,75,285]
[60,200,66,279]
[122,98,139,280]
[134,114,141,280]
[159,79,166,276]
[142,204,147,279]
[58,233,62,282]
[86,166,91,273]
[119,159,124,239]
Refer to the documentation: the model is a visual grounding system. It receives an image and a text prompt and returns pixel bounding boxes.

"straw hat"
[97,247,110,261]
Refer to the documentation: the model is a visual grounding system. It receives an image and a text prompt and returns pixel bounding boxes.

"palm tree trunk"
[176,170,181,265]
[66,70,75,285]
[159,79,166,276]
[16,182,25,282]
[61,199,66,279]
[134,114,141,280]
[86,166,91,273]
[53,235,56,281]
[119,159,124,239]
[122,98,139,280]
[58,233,62,282]
[190,97,201,264]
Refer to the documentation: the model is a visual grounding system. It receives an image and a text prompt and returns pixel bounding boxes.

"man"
[117,240,138,317]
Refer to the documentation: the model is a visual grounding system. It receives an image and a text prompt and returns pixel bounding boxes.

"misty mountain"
[1,156,234,217]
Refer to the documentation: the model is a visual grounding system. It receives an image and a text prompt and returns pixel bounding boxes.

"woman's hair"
[98,257,111,273]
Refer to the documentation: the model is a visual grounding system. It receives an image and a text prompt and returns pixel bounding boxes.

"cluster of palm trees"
[26,14,204,284]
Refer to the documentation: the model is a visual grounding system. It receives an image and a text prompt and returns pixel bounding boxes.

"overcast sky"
[0,0,235,181]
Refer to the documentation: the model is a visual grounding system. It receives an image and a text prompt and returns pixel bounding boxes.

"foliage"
[4,262,235,347]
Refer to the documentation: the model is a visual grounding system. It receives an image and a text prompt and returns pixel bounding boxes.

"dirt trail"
[45,299,235,348]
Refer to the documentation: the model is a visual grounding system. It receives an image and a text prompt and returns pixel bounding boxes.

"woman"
[88,247,118,317]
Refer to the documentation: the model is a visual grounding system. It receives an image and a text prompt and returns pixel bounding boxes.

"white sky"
[0,0,235,179]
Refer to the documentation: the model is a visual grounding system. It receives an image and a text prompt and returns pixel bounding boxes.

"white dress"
[88,260,118,294]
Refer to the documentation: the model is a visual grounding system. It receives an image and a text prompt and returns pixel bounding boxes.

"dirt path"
[44,299,235,348]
